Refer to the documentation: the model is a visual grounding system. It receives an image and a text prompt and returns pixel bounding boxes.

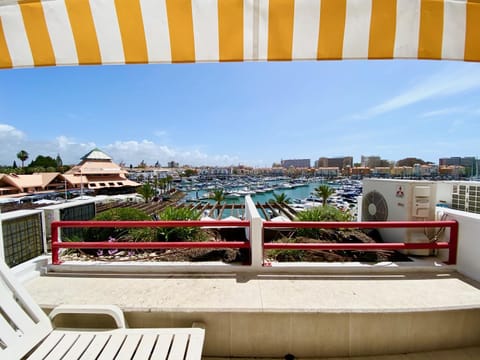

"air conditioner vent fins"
[362,190,388,221]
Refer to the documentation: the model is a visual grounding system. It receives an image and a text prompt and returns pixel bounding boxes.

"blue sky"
[0,59,479,167]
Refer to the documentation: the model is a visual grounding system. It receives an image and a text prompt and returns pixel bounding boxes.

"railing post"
[51,222,61,265]
[448,220,459,265]
[244,196,263,270]
[250,217,264,270]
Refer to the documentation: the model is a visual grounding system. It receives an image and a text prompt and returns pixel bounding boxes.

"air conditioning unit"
[362,179,437,256]
[451,182,480,214]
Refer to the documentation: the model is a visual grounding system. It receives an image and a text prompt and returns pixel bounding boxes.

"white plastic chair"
[0,261,205,359]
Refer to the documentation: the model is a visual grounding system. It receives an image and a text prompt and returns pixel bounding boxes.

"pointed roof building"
[81,148,113,161]
[65,148,140,194]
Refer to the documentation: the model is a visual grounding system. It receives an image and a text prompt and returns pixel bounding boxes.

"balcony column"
[245,196,264,270]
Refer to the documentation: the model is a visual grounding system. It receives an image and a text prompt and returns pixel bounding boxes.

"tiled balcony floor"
[25,270,480,358]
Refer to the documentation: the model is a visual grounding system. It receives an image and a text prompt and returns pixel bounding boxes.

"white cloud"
[0,127,240,167]
[55,135,95,151]
[0,124,28,166]
[355,64,480,119]
[420,107,467,118]
[0,124,25,140]
[104,140,239,167]
[0,130,239,166]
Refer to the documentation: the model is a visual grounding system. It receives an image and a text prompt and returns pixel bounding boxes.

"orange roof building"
[0,173,59,195]
[0,148,140,198]
[65,148,140,194]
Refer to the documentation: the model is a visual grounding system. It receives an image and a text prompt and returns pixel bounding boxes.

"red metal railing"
[51,220,459,266]
[51,220,250,265]
[263,220,459,264]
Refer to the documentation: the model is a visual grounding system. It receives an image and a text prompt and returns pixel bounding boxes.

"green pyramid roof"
[81,148,112,161]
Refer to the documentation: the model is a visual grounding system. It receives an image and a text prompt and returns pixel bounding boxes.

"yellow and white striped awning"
[0,0,479,69]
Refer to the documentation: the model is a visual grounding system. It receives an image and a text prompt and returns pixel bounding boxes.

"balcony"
[5,197,480,358]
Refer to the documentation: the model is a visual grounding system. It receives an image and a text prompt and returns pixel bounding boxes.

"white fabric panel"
[343,0,372,59]
[244,0,255,60]
[140,0,171,63]
[42,0,78,66]
[292,0,321,60]
[0,3,34,67]
[89,0,125,64]
[192,0,219,62]
[394,0,421,58]
[257,0,269,60]
[442,0,466,60]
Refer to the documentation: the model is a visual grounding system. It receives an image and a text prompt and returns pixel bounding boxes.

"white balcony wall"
[439,207,480,282]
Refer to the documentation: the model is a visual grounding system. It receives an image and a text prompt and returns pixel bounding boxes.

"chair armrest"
[48,304,127,328]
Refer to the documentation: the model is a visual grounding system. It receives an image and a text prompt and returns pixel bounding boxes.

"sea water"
[187,181,333,206]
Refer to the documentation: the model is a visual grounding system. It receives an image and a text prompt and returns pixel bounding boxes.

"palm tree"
[16,150,29,168]
[159,178,168,194]
[166,175,173,192]
[153,176,160,196]
[211,189,225,204]
[314,184,336,207]
[137,183,156,203]
[269,192,291,204]
[210,189,225,218]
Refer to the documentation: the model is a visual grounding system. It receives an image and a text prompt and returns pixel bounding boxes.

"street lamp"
[80,168,84,198]
[75,168,84,198]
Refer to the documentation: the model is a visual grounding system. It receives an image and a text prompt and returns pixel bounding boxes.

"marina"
[0,176,362,223]
[179,177,361,220]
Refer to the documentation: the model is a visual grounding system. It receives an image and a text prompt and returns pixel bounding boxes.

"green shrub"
[294,205,352,239]
[265,237,306,261]
[295,205,352,222]
[156,206,202,241]
[61,234,84,255]
[85,207,156,242]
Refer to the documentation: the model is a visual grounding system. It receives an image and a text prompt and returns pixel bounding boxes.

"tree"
[183,168,197,177]
[159,178,168,194]
[166,175,173,192]
[269,192,291,204]
[397,157,426,167]
[153,176,160,196]
[12,160,17,169]
[29,155,57,169]
[30,166,45,173]
[56,154,63,167]
[314,184,336,207]
[16,150,29,168]
[211,189,225,203]
[136,183,155,203]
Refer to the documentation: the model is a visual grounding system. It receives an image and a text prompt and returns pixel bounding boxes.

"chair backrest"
[0,261,52,359]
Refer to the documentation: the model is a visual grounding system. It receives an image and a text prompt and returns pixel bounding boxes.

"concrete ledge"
[25,271,480,358]
[47,256,455,275]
